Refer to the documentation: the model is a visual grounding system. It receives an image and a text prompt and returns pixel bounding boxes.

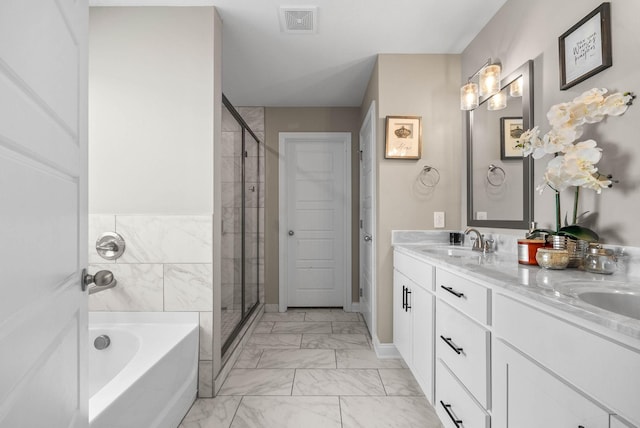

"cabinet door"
[412,285,434,403]
[493,340,610,428]
[393,269,412,364]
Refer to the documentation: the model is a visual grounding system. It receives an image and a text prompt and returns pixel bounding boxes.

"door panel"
[281,133,350,308]
[0,0,88,426]
[359,101,375,333]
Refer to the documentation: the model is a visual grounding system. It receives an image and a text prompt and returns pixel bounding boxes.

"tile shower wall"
[88,214,215,396]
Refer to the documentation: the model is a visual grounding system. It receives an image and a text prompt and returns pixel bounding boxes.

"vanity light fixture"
[460,82,479,110]
[510,76,523,97]
[479,64,501,97]
[487,91,507,111]
[460,58,502,111]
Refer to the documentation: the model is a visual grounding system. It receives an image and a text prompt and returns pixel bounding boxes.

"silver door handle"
[364,234,372,242]
[288,230,295,236]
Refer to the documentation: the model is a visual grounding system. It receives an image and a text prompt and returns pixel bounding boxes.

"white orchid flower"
[516,126,543,157]
[599,92,633,116]
[542,127,582,156]
[547,102,573,129]
[541,155,572,192]
[573,88,607,105]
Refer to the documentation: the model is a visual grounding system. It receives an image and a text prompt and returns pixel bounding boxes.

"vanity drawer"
[394,251,434,291]
[436,359,490,428]
[436,301,490,407]
[495,293,640,426]
[436,269,490,325]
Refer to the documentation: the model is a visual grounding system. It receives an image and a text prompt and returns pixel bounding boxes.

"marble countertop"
[392,231,640,343]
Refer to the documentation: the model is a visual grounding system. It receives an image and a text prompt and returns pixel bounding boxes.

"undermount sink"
[421,246,484,260]
[557,281,640,321]
[575,289,640,321]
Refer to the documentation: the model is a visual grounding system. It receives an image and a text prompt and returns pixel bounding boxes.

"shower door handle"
[288,230,295,236]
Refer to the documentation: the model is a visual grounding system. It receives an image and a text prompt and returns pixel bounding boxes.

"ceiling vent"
[279,6,317,34]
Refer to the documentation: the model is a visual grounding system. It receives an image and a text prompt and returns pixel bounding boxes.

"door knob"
[364,234,372,242]
[288,230,295,236]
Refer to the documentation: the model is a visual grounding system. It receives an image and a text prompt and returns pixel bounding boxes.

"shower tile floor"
[179,309,444,428]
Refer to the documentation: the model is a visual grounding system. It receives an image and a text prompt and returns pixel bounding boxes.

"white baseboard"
[264,304,279,313]
[350,302,360,312]
[372,335,401,359]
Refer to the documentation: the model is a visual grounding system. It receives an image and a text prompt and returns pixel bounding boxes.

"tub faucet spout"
[86,270,117,295]
[464,228,484,252]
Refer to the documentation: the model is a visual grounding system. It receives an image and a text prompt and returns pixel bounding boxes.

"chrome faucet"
[464,228,484,252]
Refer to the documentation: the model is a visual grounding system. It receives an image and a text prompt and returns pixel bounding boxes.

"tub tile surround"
[179,309,443,428]
[164,264,213,312]
[393,230,640,340]
[88,263,164,311]
[88,214,215,396]
[116,215,212,263]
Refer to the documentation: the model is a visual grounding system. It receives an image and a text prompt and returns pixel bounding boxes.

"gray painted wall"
[362,54,462,344]
[462,0,640,245]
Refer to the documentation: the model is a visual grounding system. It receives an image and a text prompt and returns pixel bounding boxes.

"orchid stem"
[555,190,561,233]
[572,187,580,225]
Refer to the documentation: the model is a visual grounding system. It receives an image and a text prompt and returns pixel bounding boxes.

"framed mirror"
[467,60,534,228]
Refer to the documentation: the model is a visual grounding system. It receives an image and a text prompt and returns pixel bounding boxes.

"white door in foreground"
[0,1,88,426]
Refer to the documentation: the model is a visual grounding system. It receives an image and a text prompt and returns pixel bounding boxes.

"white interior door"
[279,133,351,309]
[359,101,376,334]
[0,1,88,427]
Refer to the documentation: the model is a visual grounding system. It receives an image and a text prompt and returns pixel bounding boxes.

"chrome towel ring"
[419,165,440,188]
[487,164,506,187]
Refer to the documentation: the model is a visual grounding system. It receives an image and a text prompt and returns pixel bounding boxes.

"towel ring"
[487,164,506,187]
[419,165,440,188]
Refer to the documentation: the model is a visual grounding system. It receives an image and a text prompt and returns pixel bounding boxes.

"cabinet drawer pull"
[441,285,465,298]
[439,401,462,427]
[402,285,406,309]
[405,289,412,311]
[440,335,463,355]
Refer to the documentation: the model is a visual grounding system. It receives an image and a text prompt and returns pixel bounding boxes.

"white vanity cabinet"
[493,339,610,428]
[493,293,640,428]
[434,268,491,426]
[393,243,640,428]
[392,251,435,403]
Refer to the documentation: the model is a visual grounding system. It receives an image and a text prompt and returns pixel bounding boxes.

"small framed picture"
[559,2,612,90]
[384,116,422,159]
[500,117,524,160]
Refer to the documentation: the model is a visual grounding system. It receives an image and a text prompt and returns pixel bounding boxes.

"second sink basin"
[576,289,640,321]
[557,281,640,321]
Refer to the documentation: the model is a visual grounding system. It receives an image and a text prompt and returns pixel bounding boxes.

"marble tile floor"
[179,309,444,428]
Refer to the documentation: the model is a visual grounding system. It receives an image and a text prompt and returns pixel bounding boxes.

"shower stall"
[220,95,262,356]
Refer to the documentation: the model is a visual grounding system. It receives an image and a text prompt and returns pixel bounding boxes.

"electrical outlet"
[434,211,445,228]
[477,211,488,220]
